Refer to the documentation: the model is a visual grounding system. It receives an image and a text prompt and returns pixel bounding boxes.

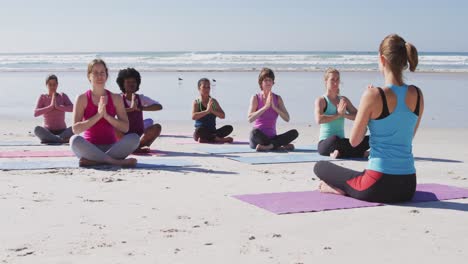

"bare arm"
[341,96,357,121]
[314,97,342,124]
[142,103,163,111]
[72,94,102,134]
[248,95,268,123]
[192,100,210,120]
[140,95,163,111]
[349,89,376,147]
[125,94,137,112]
[210,99,225,119]
[272,95,290,122]
[412,87,424,138]
[103,93,129,133]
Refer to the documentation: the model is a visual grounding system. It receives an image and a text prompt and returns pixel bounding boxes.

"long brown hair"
[379,34,418,84]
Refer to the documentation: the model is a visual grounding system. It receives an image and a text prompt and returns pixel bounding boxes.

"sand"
[1,120,468,264]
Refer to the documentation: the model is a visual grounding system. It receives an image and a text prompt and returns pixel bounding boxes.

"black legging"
[318,135,369,158]
[249,129,299,149]
[193,125,233,142]
[313,161,416,203]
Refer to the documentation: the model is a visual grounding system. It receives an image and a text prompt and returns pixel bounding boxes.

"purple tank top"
[122,94,144,136]
[83,89,117,145]
[254,93,279,138]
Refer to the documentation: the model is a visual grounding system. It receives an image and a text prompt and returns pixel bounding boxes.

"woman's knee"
[250,128,262,137]
[249,141,257,149]
[146,124,162,135]
[317,146,328,156]
[313,160,330,178]
[69,135,84,146]
[126,133,140,145]
[290,129,299,139]
[69,135,86,157]
[33,126,46,136]
[318,135,339,155]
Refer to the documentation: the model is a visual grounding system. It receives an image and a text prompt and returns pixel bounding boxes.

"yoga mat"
[0,149,164,158]
[0,141,64,146]
[408,184,468,202]
[130,149,165,157]
[195,144,318,154]
[0,150,75,158]
[0,158,196,170]
[176,140,249,145]
[159,134,193,139]
[228,153,333,165]
[233,184,468,214]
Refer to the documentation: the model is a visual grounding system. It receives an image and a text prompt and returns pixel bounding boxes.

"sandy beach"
[2,0,468,262]
[1,118,467,264]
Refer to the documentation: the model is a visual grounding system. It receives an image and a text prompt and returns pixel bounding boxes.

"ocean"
[0,51,467,73]
[0,51,467,128]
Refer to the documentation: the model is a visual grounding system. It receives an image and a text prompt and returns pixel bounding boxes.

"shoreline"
[2,69,468,74]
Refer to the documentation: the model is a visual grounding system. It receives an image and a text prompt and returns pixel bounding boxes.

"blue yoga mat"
[228,153,334,165]
[0,158,196,170]
[195,144,318,154]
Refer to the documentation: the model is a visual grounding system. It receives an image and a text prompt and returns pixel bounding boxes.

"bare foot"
[79,158,105,167]
[198,138,210,144]
[256,144,274,152]
[215,137,234,144]
[134,146,151,154]
[283,144,295,151]
[318,181,345,195]
[330,150,340,159]
[363,150,370,158]
[116,158,138,168]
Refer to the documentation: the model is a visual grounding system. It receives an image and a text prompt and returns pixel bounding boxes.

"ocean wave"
[0,52,467,72]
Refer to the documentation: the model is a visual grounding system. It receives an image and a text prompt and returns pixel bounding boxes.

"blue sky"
[0,0,466,52]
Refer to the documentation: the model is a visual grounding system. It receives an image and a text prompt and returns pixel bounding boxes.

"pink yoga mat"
[233,184,468,214]
[0,150,75,158]
[0,149,164,158]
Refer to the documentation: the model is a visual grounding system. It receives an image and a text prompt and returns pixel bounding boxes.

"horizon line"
[1,50,468,55]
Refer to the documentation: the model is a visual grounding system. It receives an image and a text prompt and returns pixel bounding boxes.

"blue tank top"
[367,85,417,174]
[319,96,345,141]
[194,98,216,130]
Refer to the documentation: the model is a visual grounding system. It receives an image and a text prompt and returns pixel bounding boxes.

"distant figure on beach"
[115,68,162,153]
[33,74,74,144]
[315,68,369,158]
[314,34,424,203]
[70,59,139,167]
[248,68,298,151]
[192,78,233,143]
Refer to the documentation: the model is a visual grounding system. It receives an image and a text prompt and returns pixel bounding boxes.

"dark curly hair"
[116,68,141,93]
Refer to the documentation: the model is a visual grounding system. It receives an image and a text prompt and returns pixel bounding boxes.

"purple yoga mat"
[410,184,468,202]
[233,184,468,214]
